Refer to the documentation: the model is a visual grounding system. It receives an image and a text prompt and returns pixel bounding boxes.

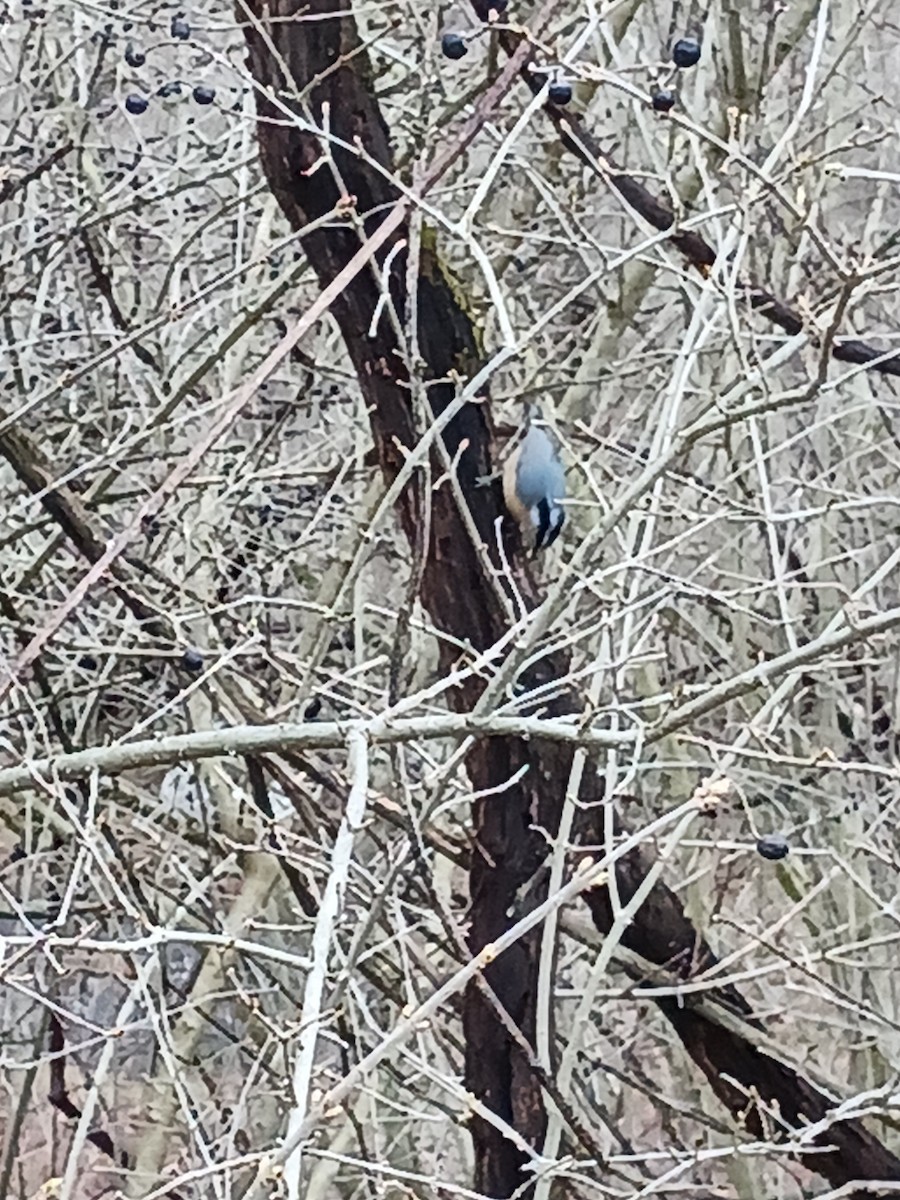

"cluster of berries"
[122,13,216,115]
[441,22,703,115]
[651,37,701,111]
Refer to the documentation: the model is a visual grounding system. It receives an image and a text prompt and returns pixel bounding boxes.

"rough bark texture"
[241,5,556,1189]
[582,827,900,1194]
[240,3,900,1196]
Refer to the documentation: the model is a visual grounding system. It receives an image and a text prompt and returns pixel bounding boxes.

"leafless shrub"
[3,0,900,1197]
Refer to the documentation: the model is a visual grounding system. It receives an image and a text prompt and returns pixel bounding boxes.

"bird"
[502,418,566,552]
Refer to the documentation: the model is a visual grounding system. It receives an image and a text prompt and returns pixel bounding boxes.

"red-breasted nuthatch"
[502,420,566,551]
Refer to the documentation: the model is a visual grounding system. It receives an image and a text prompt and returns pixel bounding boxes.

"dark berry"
[441,31,468,60]
[756,833,790,861]
[125,93,148,115]
[78,655,98,671]
[180,648,204,673]
[192,84,215,105]
[304,697,323,720]
[171,14,190,39]
[672,37,701,68]
[651,88,675,112]
[124,42,146,67]
[548,79,573,105]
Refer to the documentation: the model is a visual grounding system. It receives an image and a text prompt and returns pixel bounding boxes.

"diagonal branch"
[476,4,900,379]
[231,3,900,1197]
[240,0,566,1189]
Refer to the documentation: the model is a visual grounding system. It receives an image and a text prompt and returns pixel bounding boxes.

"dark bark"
[0,416,170,639]
[471,2,900,379]
[0,0,893,1187]
[581,823,900,1194]
[236,5,900,1197]
[241,15,501,630]
[47,1012,135,1174]
[240,3,568,1188]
